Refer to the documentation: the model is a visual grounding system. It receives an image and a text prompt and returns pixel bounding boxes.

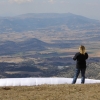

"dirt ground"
[0,84,100,100]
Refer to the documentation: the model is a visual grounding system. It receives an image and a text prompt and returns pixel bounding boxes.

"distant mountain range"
[0,38,78,55]
[0,13,100,78]
[0,38,47,55]
[0,13,100,33]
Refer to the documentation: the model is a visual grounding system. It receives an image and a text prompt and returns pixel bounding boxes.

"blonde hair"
[79,45,86,54]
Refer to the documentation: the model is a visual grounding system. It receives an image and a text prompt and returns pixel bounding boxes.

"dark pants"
[72,68,86,84]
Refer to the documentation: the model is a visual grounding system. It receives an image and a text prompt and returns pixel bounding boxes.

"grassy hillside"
[0,84,100,100]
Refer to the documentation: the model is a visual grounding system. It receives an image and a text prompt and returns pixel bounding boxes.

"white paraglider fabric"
[0,78,100,86]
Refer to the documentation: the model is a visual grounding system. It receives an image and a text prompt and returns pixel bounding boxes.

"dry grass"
[0,56,24,63]
[0,84,100,100]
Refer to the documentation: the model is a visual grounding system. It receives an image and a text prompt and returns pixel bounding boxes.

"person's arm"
[73,53,78,60]
[85,53,88,59]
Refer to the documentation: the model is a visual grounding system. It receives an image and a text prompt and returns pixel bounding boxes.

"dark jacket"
[73,52,88,69]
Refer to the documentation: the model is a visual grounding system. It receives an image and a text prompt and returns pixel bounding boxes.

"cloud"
[48,0,68,4]
[86,2,100,6]
[48,0,55,3]
[9,0,33,4]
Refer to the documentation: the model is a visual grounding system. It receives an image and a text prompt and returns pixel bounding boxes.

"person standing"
[72,45,88,84]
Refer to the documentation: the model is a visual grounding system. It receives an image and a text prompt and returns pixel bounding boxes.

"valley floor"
[0,84,100,100]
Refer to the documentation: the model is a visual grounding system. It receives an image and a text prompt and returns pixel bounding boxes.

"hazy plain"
[0,24,100,63]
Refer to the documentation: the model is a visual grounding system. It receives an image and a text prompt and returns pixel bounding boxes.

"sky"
[0,0,100,20]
